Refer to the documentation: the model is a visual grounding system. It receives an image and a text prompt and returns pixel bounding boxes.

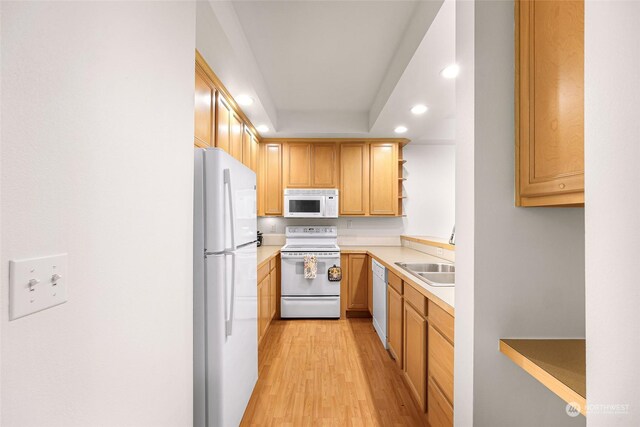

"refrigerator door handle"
[223,168,237,252]
[225,251,236,337]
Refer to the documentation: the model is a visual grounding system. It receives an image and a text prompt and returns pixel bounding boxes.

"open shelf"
[500,339,586,416]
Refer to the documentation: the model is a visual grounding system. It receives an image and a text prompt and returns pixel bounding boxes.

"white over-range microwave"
[284,189,339,218]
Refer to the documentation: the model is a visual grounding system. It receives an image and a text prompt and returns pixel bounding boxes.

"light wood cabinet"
[516,0,584,207]
[404,298,427,412]
[340,142,369,215]
[284,142,338,189]
[194,69,215,148]
[428,377,453,427]
[260,143,283,216]
[258,275,270,343]
[216,96,231,153]
[242,128,260,173]
[230,113,243,162]
[346,254,368,311]
[369,143,398,215]
[367,256,373,315]
[269,262,277,320]
[284,142,312,187]
[387,284,403,369]
[311,143,338,188]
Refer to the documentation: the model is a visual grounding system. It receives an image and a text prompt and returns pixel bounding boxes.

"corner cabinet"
[369,143,399,215]
[515,0,585,207]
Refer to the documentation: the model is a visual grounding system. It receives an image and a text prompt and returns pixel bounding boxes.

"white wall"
[403,143,455,237]
[455,1,586,426]
[258,143,455,240]
[1,2,195,426]
[585,2,640,425]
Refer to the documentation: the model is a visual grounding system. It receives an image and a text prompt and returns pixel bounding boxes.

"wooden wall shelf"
[500,339,586,416]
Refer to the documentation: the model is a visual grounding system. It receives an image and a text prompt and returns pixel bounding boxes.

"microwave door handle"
[320,197,326,216]
[223,169,237,251]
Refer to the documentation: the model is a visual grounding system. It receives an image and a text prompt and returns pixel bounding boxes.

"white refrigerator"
[194,148,258,427]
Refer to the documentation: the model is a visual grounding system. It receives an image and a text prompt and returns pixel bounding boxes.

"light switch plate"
[9,254,68,320]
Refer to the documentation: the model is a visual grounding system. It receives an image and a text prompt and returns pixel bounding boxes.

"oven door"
[284,195,325,218]
[280,252,341,296]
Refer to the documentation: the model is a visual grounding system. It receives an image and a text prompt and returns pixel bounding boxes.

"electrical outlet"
[437,247,444,257]
[9,254,68,320]
[347,220,353,229]
[270,224,276,233]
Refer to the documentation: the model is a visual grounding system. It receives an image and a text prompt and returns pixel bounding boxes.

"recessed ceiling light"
[236,95,254,106]
[394,126,408,134]
[257,125,269,133]
[411,104,428,115]
[441,64,460,79]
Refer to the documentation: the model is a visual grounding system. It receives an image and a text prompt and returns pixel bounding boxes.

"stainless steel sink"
[395,262,455,287]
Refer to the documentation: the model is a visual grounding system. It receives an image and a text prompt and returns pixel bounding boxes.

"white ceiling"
[200,0,454,142]
[232,1,419,112]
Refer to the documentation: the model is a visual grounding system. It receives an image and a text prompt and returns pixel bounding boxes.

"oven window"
[289,199,321,213]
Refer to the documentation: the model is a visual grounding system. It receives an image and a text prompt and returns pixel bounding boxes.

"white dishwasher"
[371,259,388,348]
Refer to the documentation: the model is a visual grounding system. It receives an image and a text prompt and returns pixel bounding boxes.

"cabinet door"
[404,302,427,411]
[428,324,454,405]
[311,143,338,188]
[242,127,253,169]
[263,143,283,216]
[285,142,312,188]
[250,136,259,173]
[340,143,368,215]
[428,377,453,427]
[258,276,270,343]
[388,285,403,369]
[516,0,584,206]
[369,143,398,215]
[194,70,215,148]
[347,254,368,310]
[230,114,243,162]
[216,96,231,154]
[367,256,373,314]
[269,268,277,320]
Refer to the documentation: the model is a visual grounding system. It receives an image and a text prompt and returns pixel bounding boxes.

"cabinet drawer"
[258,262,270,284]
[269,258,277,272]
[428,300,454,343]
[404,284,427,317]
[388,270,403,294]
[428,324,454,404]
[428,377,453,427]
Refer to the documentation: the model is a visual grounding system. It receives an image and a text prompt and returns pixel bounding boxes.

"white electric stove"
[280,226,341,318]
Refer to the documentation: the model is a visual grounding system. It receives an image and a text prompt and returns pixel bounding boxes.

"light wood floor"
[241,318,429,426]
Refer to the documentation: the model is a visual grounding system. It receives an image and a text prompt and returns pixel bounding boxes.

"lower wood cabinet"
[257,257,280,345]
[257,275,270,343]
[403,300,427,412]
[428,377,454,427]
[387,284,403,369]
[345,253,369,312]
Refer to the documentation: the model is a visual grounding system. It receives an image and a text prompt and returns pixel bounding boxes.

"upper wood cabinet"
[194,69,215,148]
[284,142,312,187]
[369,143,398,215]
[260,143,283,216]
[340,142,369,216]
[283,142,338,188]
[312,143,338,188]
[230,113,243,162]
[516,0,585,207]
[216,96,231,154]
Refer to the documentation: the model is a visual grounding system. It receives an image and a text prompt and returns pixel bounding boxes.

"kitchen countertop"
[341,246,454,315]
[257,245,280,269]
